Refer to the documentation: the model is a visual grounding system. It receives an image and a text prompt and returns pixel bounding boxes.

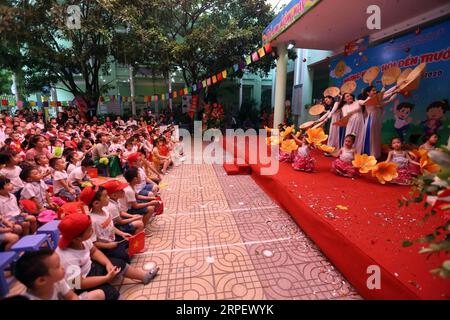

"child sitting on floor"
[19,166,63,215]
[101,180,144,236]
[14,249,104,300]
[0,151,24,198]
[35,154,53,185]
[56,212,158,301]
[68,157,95,189]
[420,133,439,152]
[50,157,81,202]
[332,134,360,178]
[387,137,420,185]
[65,151,81,176]
[122,168,160,228]
[291,135,315,172]
[0,176,37,236]
[127,152,159,196]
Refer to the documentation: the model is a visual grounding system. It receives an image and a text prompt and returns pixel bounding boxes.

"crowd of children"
[0,109,185,300]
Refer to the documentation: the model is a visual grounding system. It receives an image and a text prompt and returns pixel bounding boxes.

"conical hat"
[323,87,340,98]
[398,63,426,93]
[299,121,316,130]
[340,81,357,94]
[382,67,401,86]
[309,104,325,116]
[365,91,385,107]
[363,66,380,85]
[397,68,412,85]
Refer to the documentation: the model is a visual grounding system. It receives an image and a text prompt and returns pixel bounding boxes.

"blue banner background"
[330,20,450,146]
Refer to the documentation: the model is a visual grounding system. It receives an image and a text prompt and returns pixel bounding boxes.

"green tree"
[0,0,127,116]
[98,0,276,86]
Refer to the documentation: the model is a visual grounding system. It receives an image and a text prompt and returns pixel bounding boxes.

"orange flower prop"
[318,144,335,153]
[280,125,295,141]
[280,139,299,153]
[295,131,301,138]
[306,127,328,145]
[264,126,272,133]
[266,136,281,145]
[410,149,428,160]
[352,154,377,174]
[420,156,440,174]
[371,162,398,184]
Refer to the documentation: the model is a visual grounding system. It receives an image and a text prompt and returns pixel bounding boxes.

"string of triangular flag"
[1,43,273,108]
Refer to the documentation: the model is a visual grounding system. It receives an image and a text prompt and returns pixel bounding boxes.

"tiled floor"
[5,160,361,300]
[117,163,361,300]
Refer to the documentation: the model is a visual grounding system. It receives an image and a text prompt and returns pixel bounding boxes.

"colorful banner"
[262,0,321,44]
[329,20,450,145]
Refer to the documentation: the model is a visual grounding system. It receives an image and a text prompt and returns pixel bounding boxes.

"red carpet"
[223,136,450,300]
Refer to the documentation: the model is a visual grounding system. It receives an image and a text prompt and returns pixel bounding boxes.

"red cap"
[127,152,142,164]
[79,186,98,206]
[101,180,128,195]
[58,213,91,249]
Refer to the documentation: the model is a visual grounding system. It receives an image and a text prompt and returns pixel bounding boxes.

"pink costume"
[292,145,315,172]
[332,148,359,178]
[390,151,418,185]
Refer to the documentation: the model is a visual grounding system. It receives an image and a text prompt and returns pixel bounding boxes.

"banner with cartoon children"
[329,20,450,148]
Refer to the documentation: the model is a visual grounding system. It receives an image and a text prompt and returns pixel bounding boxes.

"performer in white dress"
[361,85,398,159]
[340,93,367,154]
[315,98,344,150]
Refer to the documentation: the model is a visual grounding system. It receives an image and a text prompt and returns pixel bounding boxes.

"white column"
[273,44,287,128]
[239,78,243,109]
[129,65,136,116]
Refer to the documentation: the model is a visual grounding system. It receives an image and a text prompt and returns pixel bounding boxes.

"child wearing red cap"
[101,180,144,236]
[127,152,159,196]
[56,212,159,300]
[122,168,160,227]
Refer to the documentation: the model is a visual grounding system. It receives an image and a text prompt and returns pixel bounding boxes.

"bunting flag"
[57,101,62,107]
[43,101,49,108]
[252,51,260,62]
[144,96,149,102]
[239,60,246,69]
[99,96,104,102]
[264,43,272,54]
[202,80,207,88]
[1,99,8,106]
[62,101,68,107]
[192,84,197,92]
[233,64,239,72]
[173,91,177,99]
[245,56,252,65]
[8,99,14,107]
[212,75,217,84]
[17,101,23,108]
[217,72,223,82]
[179,89,184,96]
[154,95,158,102]
[161,94,165,101]
[207,78,212,86]
[222,70,227,79]
[123,96,128,102]
[258,47,266,58]
[197,82,202,90]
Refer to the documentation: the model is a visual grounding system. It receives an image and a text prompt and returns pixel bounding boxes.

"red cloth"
[159,145,169,157]
[223,136,450,300]
[128,231,145,257]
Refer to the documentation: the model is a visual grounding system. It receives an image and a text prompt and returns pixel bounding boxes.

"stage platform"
[222,136,449,300]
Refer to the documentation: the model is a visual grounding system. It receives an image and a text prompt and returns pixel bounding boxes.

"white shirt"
[89,209,115,243]
[68,167,85,185]
[53,170,69,194]
[21,181,48,206]
[108,143,124,153]
[24,280,71,300]
[66,163,77,176]
[0,193,21,218]
[107,199,121,222]
[118,186,136,211]
[134,168,149,193]
[56,239,94,278]
[0,166,24,193]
